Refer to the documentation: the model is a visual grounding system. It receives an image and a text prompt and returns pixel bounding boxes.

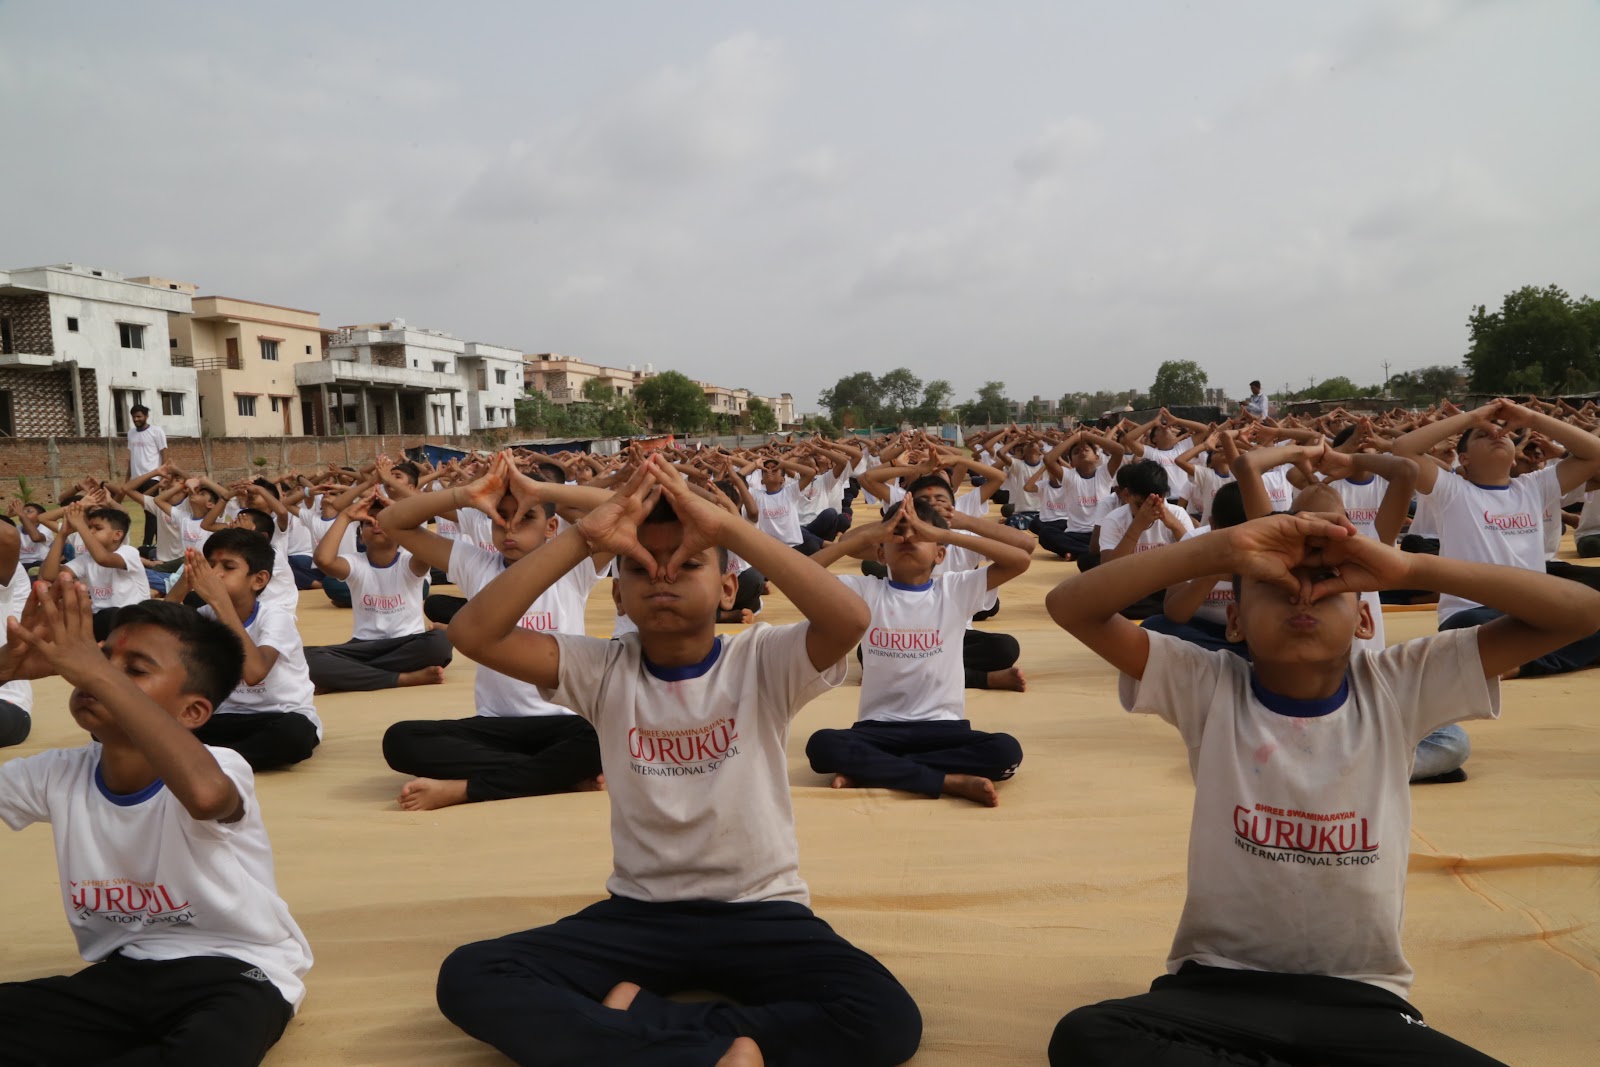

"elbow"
[183,777,240,822]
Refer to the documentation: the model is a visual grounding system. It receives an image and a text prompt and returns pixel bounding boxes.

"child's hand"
[458,461,511,525]
[576,463,661,579]
[4,577,108,687]
[183,548,228,608]
[1309,534,1413,601]
[502,463,549,533]
[0,580,67,682]
[649,456,736,581]
[1222,513,1356,600]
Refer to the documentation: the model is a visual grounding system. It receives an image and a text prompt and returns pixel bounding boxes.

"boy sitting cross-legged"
[0,582,312,1066]
[436,454,922,1067]
[38,501,151,639]
[805,501,1031,806]
[1042,510,1600,1066]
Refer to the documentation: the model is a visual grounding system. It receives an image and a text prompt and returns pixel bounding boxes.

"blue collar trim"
[887,578,934,591]
[1249,673,1349,718]
[1468,480,1511,491]
[95,764,165,807]
[241,602,259,628]
[1344,475,1375,486]
[644,637,723,681]
[370,552,401,569]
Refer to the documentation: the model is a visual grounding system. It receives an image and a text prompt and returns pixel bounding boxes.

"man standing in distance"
[125,403,168,556]
[1240,381,1269,421]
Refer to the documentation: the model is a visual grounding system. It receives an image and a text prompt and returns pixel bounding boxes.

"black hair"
[393,462,421,485]
[236,507,275,535]
[85,507,131,538]
[535,462,566,485]
[1115,459,1170,500]
[1249,380,1261,390]
[59,492,83,506]
[1457,426,1479,453]
[1210,482,1246,530]
[1330,424,1357,449]
[251,477,280,499]
[713,479,743,505]
[907,473,955,499]
[201,527,275,578]
[0,515,12,528]
[882,499,952,531]
[130,404,150,416]
[108,600,244,711]
[641,495,730,571]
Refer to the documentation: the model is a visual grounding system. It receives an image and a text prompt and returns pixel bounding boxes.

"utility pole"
[1381,360,1392,396]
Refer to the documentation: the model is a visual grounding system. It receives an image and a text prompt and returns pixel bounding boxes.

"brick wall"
[0,366,100,437]
[0,294,54,356]
[0,431,507,503]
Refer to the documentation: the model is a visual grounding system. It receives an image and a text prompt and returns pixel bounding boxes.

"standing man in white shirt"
[124,404,169,559]
[1239,380,1269,421]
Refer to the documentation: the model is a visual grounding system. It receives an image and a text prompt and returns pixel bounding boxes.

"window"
[236,394,257,417]
[169,337,177,348]
[495,369,507,385]
[260,339,279,361]
[305,344,313,355]
[433,361,447,373]
[118,323,145,349]
[455,406,463,422]
[160,392,184,417]
[270,396,280,412]
[0,318,11,355]
[66,317,79,332]
[0,391,13,437]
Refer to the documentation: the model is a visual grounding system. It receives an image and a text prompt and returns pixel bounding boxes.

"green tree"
[877,367,924,424]
[910,379,954,425]
[515,392,559,433]
[1149,360,1208,406]
[1385,365,1465,405]
[802,414,841,438]
[1288,376,1382,402]
[818,371,883,428]
[746,397,778,433]
[1465,285,1600,395]
[634,371,711,433]
[958,381,1011,426]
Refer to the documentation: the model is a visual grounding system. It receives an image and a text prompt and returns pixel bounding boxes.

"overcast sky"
[3,1,1597,409]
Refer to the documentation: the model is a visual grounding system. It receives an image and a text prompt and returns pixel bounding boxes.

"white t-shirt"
[455,508,498,554]
[17,521,53,567]
[1428,466,1560,624]
[839,570,989,723]
[1,563,33,712]
[447,541,598,717]
[1120,628,1498,998]
[141,497,185,562]
[1259,466,1295,514]
[0,742,312,1012]
[1187,466,1234,528]
[1098,501,1195,555]
[198,603,321,738]
[1242,393,1269,419]
[278,514,314,558]
[1141,443,1190,501]
[1043,466,1114,531]
[796,470,834,524]
[126,424,168,479]
[1176,526,1235,627]
[1332,476,1389,542]
[1004,459,1043,512]
[175,513,212,557]
[1577,489,1600,538]
[544,622,845,906]
[755,482,803,547]
[342,550,427,640]
[69,546,151,610]
[260,542,298,619]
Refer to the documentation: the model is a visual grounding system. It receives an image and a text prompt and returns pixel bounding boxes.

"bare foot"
[570,774,607,792]
[397,665,447,687]
[1500,666,1522,681]
[309,580,323,590]
[398,778,469,811]
[943,774,1000,807]
[716,608,755,624]
[717,1037,764,1066]
[987,667,1027,692]
[830,774,858,790]
[603,981,641,1011]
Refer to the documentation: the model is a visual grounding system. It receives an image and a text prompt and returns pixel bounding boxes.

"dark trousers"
[193,712,319,771]
[0,699,29,748]
[1547,559,1600,590]
[790,531,825,556]
[383,714,602,802]
[1049,962,1505,1066]
[802,509,850,543]
[1004,509,1040,531]
[963,629,1019,688]
[1440,605,1600,677]
[305,630,454,692]
[287,554,321,590]
[425,593,468,625]
[1141,615,1249,659]
[436,896,922,1067]
[0,951,293,1067]
[1578,533,1600,558]
[732,568,764,616]
[805,719,1022,797]
[1030,519,1095,559]
[320,575,351,608]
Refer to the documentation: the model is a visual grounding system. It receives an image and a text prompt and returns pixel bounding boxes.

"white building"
[296,319,522,436]
[0,264,199,437]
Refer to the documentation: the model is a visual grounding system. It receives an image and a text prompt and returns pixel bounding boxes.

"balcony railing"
[193,354,243,371]
[170,354,194,367]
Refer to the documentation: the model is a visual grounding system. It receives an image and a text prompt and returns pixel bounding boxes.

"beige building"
[168,296,329,436]
[525,353,655,403]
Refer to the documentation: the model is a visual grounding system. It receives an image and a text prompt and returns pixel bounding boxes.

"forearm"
[951,513,1035,552]
[720,521,868,635]
[1406,554,1600,634]
[1162,576,1222,623]
[313,517,352,573]
[1048,533,1221,628]
[1394,413,1474,456]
